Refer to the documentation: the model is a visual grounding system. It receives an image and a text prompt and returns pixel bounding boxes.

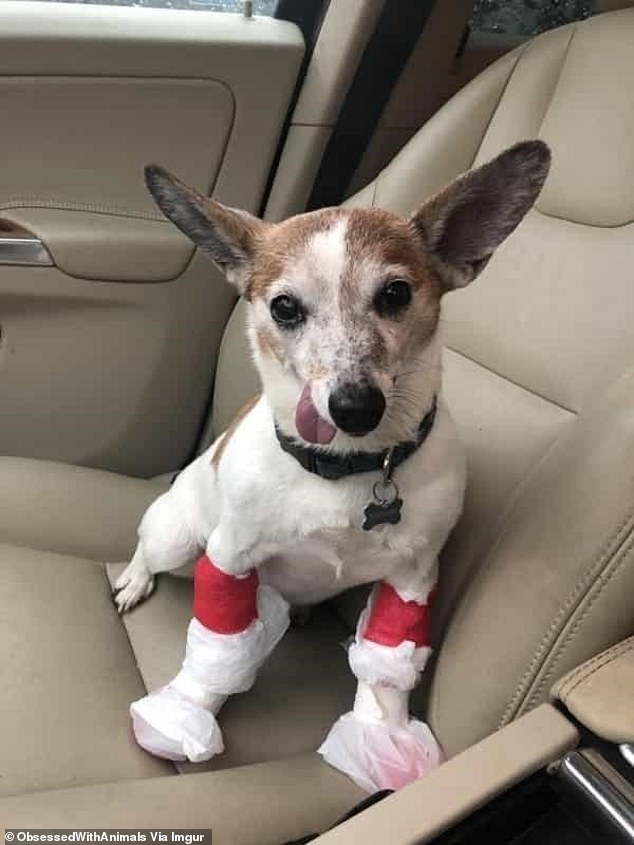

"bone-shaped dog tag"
[363,497,403,530]
[363,449,403,531]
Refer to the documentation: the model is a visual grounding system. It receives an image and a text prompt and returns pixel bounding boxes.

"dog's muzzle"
[328,381,386,436]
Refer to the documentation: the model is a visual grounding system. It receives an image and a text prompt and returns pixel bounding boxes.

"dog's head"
[146,140,550,450]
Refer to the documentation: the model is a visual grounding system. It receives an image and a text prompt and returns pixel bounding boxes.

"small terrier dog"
[114,140,550,791]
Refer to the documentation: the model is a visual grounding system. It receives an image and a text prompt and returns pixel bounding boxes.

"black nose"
[328,381,386,436]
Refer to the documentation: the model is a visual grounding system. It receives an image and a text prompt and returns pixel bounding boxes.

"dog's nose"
[328,381,386,436]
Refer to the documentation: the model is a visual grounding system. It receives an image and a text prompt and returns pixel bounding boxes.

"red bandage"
[193,555,259,634]
[364,582,435,648]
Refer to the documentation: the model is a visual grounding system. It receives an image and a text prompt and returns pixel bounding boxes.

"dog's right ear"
[144,164,266,292]
[410,140,551,292]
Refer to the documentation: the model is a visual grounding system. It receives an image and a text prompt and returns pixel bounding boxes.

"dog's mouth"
[295,384,337,445]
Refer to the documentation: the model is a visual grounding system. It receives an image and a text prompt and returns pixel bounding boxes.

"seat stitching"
[0,198,167,223]
[556,637,634,700]
[432,406,575,651]
[100,562,148,691]
[444,345,577,414]
[555,637,633,699]
[535,206,634,231]
[534,27,577,139]
[99,563,180,776]
[523,543,634,709]
[557,642,627,699]
[498,509,634,727]
[467,46,527,169]
[561,637,634,693]
[470,25,576,172]
[501,517,634,723]
[368,177,378,209]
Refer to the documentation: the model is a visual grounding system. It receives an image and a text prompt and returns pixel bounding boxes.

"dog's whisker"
[393,364,442,381]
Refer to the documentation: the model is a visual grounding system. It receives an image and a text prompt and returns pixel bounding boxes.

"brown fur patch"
[211,394,260,469]
[245,207,346,301]
[345,207,441,296]
[343,208,442,352]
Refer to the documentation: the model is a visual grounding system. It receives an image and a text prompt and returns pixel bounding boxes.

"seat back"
[211,10,634,756]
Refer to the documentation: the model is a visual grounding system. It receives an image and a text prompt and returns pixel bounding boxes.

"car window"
[8,0,278,12]
[471,0,596,36]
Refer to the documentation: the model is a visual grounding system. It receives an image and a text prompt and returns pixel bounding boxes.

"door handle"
[0,218,53,266]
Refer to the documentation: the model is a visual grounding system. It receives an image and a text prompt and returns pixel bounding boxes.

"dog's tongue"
[295,385,336,444]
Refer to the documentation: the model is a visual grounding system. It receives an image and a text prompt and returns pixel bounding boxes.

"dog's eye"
[374,279,412,317]
[270,294,305,328]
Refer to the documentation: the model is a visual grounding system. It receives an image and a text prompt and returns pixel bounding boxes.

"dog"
[113,140,550,791]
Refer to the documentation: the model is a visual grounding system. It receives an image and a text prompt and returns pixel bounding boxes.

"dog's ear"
[410,140,551,292]
[144,164,266,291]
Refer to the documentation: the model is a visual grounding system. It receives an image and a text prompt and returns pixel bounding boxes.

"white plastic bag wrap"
[320,608,440,793]
[318,681,443,793]
[130,584,289,763]
[348,637,431,690]
[131,686,225,763]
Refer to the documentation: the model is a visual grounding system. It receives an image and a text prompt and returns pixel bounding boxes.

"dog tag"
[363,448,403,530]
[363,496,403,530]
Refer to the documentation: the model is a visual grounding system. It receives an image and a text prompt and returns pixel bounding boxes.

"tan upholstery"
[1,754,364,839]
[552,636,634,743]
[2,8,634,839]
[0,6,302,477]
[0,457,166,561]
[0,543,172,797]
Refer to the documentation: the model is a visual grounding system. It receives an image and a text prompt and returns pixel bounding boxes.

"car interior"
[1,0,633,841]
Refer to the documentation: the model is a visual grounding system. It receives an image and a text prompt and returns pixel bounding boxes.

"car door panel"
[0,4,303,475]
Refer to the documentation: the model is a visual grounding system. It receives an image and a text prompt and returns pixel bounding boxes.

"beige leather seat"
[2,8,634,837]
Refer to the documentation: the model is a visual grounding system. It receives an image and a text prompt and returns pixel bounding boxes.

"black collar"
[275,396,437,481]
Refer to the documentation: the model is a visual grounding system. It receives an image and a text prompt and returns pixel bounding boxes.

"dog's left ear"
[144,164,266,292]
[410,140,551,292]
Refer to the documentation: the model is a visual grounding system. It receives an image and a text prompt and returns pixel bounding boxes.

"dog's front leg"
[319,564,441,792]
[129,526,289,763]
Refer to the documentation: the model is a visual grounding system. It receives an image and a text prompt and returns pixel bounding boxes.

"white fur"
[116,392,464,601]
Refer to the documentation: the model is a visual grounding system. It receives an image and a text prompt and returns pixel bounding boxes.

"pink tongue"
[295,384,336,444]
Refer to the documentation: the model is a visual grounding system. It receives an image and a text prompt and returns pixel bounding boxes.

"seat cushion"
[0,753,364,842]
[0,457,166,561]
[106,563,356,773]
[0,537,356,797]
[0,542,172,797]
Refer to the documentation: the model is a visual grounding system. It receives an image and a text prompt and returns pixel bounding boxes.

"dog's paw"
[113,564,155,613]
[131,685,224,763]
[319,712,442,792]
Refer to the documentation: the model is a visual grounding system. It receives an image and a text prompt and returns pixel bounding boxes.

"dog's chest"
[220,440,410,603]
[210,398,465,604]
[260,524,401,605]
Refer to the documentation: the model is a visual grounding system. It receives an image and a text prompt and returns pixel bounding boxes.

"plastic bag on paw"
[318,711,442,793]
[131,685,224,763]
